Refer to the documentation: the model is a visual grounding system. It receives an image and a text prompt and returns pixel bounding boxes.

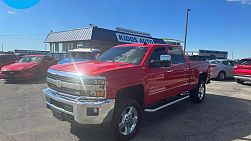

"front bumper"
[43,88,115,125]
[234,75,251,82]
[0,71,34,80]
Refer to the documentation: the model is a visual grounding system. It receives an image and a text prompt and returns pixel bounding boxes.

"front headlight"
[80,78,106,98]
[83,79,105,85]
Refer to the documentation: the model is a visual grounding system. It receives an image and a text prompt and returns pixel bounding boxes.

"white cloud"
[7,11,16,14]
[227,0,251,5]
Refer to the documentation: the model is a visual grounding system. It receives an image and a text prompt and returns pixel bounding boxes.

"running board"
[144,95,190,112]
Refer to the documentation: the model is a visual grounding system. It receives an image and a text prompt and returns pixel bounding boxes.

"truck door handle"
[166,70,173,73]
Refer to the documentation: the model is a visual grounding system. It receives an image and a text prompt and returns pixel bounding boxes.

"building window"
[77,42,84,48]
[55,43,59,53]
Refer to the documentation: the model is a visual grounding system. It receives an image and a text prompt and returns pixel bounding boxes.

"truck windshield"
[97,46,148,65]
[19,56,43,63]
[67,52,95,59]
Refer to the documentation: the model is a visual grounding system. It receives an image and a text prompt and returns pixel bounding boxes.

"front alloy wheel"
[112,99,141,141]
[119,106,138,136]
[189,79,206,103]
[198,82,205,100]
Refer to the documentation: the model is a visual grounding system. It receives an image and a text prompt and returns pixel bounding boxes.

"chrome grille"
[46,69,106,98]
[47,82,90,96]
[47,72,81,84]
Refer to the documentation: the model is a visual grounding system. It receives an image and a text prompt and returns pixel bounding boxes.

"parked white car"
[209,59,237,81]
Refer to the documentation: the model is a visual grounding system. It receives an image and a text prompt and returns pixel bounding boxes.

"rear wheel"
[189,79,206,103]
[217,71,226,81]
[111,98,142,141]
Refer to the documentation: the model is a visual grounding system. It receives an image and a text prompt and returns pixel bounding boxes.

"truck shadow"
[70,123,113,141]
[70,94,251,141]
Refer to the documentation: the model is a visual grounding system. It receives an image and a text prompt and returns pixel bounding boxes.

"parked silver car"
[209,59,237,80]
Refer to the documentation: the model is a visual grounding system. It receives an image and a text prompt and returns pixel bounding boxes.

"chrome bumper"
[43,88,115,125]
[234,75,251,82]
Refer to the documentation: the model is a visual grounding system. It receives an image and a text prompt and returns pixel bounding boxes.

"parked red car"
[0,54,19,70]
[233,58,251,84]
[0,55,58,81]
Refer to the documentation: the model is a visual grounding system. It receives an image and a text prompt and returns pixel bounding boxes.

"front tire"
[189,79,206,103]
[111,98,142,141]
[217,71,226,81]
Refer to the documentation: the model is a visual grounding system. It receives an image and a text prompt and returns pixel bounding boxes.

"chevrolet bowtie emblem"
[55,80,62,88]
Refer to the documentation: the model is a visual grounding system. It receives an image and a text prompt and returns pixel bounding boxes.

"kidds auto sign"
[116,33,154,44]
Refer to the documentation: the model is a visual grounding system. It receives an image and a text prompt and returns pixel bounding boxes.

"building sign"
[116,33,154,44]
[116,27,151,37]
[199,50,228,59]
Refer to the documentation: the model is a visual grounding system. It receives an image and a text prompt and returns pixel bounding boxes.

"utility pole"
[184,9,192,53]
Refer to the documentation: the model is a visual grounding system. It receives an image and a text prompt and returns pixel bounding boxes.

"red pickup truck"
[43,44,209,141]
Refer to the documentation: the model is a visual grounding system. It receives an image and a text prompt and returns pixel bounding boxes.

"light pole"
[184,9,192,53]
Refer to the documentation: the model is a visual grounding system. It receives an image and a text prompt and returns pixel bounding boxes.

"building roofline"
[48,26,93,34]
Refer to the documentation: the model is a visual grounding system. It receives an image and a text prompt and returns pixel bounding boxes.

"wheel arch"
[199,72,208,82]
[116,85,144,107]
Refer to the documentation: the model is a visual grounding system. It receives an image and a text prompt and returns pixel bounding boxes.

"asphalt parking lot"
[0,79,251,141]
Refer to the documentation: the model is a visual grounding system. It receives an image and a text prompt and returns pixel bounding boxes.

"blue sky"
[0,0,251,59]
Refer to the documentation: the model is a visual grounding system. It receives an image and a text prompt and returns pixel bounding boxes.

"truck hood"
[50,60,135,76]
[1,62,39,71]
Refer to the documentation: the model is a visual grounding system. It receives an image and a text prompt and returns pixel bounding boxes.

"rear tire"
[189,79,206,103]
[217,71,226,81]
[111,98,142,141]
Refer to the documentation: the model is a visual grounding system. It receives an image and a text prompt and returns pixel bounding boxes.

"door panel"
[146,67,171,102]
[168,47,190,94]
[146,47,173,102]
[168,64,190,94]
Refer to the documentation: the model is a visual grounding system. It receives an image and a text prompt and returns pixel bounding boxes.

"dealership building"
[45,25,180,53]
[186,50,228,59]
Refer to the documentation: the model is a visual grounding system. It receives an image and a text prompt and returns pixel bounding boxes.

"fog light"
[87,108,99,116]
